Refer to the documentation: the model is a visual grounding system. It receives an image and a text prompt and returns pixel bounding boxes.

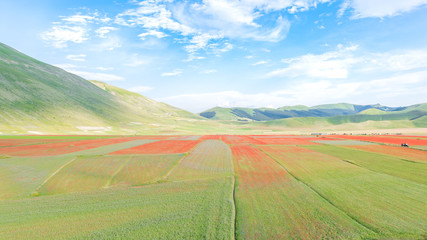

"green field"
[0,135,426,239]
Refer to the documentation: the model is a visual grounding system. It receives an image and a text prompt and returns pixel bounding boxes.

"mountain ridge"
[199,103,419,121]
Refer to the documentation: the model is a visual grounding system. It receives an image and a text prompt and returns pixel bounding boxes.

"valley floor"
[0,134,426,239]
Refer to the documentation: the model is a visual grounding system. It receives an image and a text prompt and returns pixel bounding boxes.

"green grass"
[38,154,183,195]
[261,145,427,238]
[0,155,76,199]
[231,144,372,239]
[306,144,427,185]
[0,178,235,240]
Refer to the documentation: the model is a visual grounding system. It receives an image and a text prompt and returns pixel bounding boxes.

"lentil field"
[0,134,426,239]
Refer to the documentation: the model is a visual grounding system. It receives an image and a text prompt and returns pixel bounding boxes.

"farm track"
[34,156,77,193]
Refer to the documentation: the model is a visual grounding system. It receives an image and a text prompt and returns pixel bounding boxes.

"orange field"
[110,140,201,154]
[345,144,427,163]
[0,137,144,156]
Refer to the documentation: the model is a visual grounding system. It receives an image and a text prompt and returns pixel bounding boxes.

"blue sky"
[1,0,427,112]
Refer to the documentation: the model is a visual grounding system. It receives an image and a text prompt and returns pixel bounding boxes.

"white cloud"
[96,67,114,71]
[54,64,124,81]
[252,60,268,66]
[128,85,153,93]
[200,69,217,74]
[159,70,427,112]
[61,14,97,24]
[267,46,427,80]
[123,54,149,67]
[161,69,183,77]
[95,27,118,38]
[339,0,427,19]
[66,54,86,62]
[96,37,122,51]
[138,29,168,40]
[114,0,333,58]
[267,44,360,79]
[69,71,124,81]
[185,32,224,54]
[41,26,88,48]
[115,1,194,34]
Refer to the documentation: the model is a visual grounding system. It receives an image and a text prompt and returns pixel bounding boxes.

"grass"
[1,135,426,239]
[260,145,427,238]
[231,144,372,239]
[346,144,427,163]
[0,155,77,199]
[37,154,183,195]
[0,178,235,240]
[307,144,427,184]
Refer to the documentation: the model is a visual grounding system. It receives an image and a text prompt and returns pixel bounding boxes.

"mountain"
[0,42,209,134]
[0,42,426,135]
[199,103,412,121]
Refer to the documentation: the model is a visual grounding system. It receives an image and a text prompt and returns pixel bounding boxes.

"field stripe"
[232,176,237,240]
[103,155,132,188]
[258,146,379,234]
[34,156,77,193]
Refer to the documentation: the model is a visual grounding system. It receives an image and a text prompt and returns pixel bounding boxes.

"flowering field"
[324,135,427,145]
[0,134,425,239]
[109,140,201,154]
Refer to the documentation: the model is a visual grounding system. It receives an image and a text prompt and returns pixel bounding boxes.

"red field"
[0,134,425,239]
[199,135,223,140]
[222,135,265,145]
[110,140,201,154]
[324,135,427,145]
[345,144,427,163]
[0,139,66,147]
[0,137,143,156]
[258,137,321,145]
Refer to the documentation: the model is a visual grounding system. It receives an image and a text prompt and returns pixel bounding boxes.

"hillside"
[0,42,426,135]
[199,103,414,121]
[249,106,427,130]
[0,42,211,134]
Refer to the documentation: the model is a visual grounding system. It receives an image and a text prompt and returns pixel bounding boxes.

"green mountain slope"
[251,108,427,129]
[0,43,207,134]
[200,103,418,121]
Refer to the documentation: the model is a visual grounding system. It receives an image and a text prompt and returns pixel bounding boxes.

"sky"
[1,0,427,113]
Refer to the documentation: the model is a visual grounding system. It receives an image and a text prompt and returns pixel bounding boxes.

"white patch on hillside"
[76,126,112,132]
[27,131,43,135]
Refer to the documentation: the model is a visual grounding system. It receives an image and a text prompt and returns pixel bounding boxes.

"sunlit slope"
[90,80,200,120]
[249,104,427,129]
[0,42,208,134]
[199,103,424,122]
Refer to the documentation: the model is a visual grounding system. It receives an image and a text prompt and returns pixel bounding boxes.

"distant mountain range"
[0,42,426,134]
[199,103,427,121]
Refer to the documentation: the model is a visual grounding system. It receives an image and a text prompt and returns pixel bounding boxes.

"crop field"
[0,134,426,239]
[109,140,201,154]
[324,134,427,145]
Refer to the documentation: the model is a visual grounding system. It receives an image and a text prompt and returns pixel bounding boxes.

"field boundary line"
[104,155,132,188]
[232,176,237,240]
[163,140,204,180]
[256,146,380,235]
[35,156,78,192]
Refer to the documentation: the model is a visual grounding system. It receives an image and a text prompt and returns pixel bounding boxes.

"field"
[0,134,426,239]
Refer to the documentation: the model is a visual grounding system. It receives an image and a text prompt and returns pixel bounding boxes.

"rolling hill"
[0,42,213,134]
[199,103,417,121]
[0,41,426,135]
